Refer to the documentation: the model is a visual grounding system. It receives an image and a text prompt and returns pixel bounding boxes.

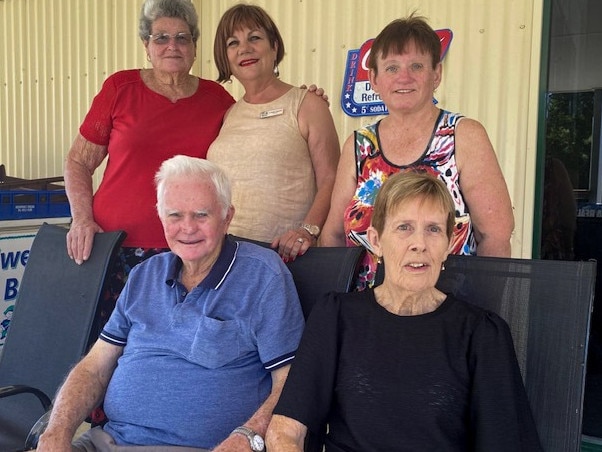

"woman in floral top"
[320,14,514,289]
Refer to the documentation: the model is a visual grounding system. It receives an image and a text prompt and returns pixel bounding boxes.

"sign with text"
[341,29,453,117]
[0,233,34,349]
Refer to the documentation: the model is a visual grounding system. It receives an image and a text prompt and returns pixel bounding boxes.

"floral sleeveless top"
[344,110,477,290]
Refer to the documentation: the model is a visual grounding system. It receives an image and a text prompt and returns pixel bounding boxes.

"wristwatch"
[301,223,321,239]
[231,426,265,452]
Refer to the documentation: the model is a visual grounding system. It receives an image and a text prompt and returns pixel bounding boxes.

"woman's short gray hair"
[139,0,199,44]
[155,155,232,219]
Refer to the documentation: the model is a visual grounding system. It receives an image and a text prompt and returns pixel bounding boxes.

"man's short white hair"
[155,155,232,219]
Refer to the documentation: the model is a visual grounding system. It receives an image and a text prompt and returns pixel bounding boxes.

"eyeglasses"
[148,32,193,45]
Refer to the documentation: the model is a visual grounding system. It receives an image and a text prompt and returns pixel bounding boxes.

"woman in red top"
[64,0,235,341]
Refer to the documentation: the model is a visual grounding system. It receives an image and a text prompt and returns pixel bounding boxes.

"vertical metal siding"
[0,0,543,257]
[0,0,149,185]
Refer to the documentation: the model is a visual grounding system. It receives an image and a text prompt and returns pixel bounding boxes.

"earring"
[377,255,383,264]
[273,64,279,77]
[146,54,151,62]
[441,262,446,271]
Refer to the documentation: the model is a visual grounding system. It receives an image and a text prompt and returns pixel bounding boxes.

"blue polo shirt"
[99,237,304,449]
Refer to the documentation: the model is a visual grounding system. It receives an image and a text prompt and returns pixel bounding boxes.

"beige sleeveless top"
[207,87,316,243]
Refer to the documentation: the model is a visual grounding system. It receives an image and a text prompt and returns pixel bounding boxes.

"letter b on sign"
[4,278,18,301]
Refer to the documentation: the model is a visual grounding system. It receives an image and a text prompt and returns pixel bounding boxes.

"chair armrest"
[0,384,52,411]
[24,410,52,451]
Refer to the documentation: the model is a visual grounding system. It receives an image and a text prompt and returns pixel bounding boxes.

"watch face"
[251,434,265,451]
[303,224,320,236]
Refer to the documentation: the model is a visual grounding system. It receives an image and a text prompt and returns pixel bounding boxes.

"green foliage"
[545,91,594,191]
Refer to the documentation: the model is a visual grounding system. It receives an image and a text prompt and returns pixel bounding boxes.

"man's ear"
[224,206,235,228]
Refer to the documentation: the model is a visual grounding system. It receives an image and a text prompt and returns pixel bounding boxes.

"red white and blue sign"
[341,29,453,117]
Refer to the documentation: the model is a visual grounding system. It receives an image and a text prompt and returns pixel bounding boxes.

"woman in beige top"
[207,4,340,262]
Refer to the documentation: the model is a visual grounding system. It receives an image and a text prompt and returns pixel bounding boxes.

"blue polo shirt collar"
[165,235,239,290]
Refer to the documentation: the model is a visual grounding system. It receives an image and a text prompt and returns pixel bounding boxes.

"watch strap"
[231,426,265,451]
[301,223,320,239]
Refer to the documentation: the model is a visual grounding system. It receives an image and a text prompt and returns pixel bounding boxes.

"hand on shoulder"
[300,84,329,105]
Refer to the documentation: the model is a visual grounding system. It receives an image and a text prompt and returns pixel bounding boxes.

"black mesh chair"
[228,235,365,319]
[284,245,364,452]
[285,246,365,318]
[436,254,596,452]
[0,223,125,451]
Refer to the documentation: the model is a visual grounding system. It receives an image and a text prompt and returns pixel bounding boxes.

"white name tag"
[259,108,284,119]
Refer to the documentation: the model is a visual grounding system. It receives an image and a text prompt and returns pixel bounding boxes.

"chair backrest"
[227,235,365,318]
[285,246,365,318]
[0,223,125,451]
[283,245,364,452]
[436,254,596,452]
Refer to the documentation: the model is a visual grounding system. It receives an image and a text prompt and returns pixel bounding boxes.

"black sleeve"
[468,311,543,451]
[273,292,340,434]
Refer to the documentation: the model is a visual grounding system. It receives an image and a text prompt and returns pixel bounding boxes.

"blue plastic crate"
[0,189,71,220]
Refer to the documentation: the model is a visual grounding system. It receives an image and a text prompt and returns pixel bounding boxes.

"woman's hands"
[63,134,108,264]
[271,227,316,262]
[301,84,329,105]
[66,218,104,265]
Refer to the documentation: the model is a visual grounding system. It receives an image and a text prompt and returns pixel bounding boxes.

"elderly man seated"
[37,156,304,452]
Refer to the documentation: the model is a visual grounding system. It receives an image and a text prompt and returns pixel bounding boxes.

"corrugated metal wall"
[0,0,544,257]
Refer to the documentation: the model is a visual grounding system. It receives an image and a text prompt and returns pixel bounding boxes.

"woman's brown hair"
[214,4,285,83]
[367,13,441,75]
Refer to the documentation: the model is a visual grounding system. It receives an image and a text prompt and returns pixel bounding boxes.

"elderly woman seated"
[266,171,542,451]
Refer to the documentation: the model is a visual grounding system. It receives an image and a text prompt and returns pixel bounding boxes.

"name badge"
[259,108,284,119]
